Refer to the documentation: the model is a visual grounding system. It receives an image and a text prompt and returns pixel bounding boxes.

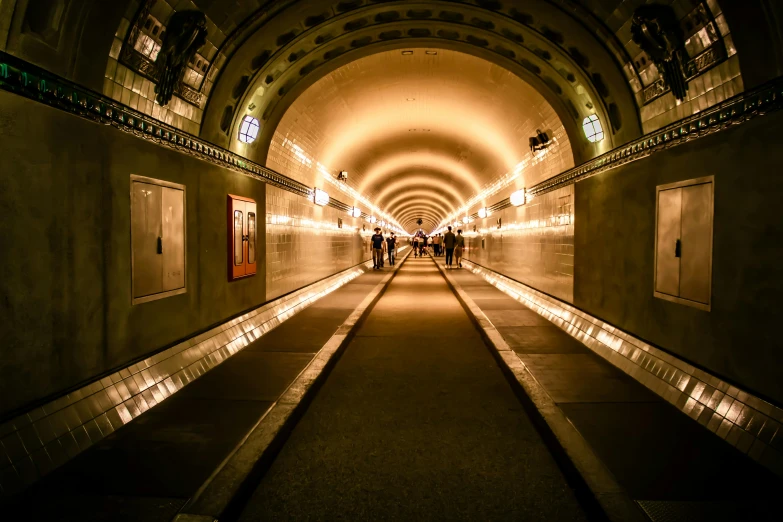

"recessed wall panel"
[655,187,682,297]
[131,181,163,299]
[680,182,713,304]
[161,186,186,292]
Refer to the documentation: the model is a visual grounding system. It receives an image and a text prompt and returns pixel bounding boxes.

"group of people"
[370,227,397,270]
[411,226,465,268]
[368,225,466,270]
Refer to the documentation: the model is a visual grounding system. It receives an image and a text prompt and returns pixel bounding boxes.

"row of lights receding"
[401,50,438,55]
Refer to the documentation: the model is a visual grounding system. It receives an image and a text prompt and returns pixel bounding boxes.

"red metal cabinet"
[228,194,257,281]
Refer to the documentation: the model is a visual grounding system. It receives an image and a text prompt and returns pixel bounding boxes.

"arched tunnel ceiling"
[264,48,575,231]
[202,0,645,161]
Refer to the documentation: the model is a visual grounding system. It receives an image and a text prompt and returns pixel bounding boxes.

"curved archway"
[202,0,643,160]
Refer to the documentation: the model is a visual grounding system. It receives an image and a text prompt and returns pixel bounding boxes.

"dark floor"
[5,254,781,522]
[1,265,386,522]
[439,257,783,522]
[237,256,588,521]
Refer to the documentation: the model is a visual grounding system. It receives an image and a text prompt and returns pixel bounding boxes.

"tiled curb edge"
[173,248,412,522]
[433,258,649,522]
[460,260,783,478]
[0,256,390,496]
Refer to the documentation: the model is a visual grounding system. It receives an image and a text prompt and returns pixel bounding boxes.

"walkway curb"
[173,248,412,522]
[432,258,649,522]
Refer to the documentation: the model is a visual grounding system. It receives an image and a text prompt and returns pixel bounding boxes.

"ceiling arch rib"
[357,150,484,198]
[383,192,457,217]
[399,209,442,223]
[390,201,451,223]
[201,0,643,163]
[374,176,465,210]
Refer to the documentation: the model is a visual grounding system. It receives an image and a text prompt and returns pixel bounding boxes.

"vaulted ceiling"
[264,48,575,231]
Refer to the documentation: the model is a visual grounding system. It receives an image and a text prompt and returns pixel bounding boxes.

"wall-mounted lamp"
[314,188,329,206]
[477,207,487,219]
[351,207,361,218]
[510,189,526,207]
[370,216,377,224]
[582,115,604,143]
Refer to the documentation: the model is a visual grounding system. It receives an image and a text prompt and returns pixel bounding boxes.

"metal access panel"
[228,194,257,281]
[131,175,187,304]
[654,176,714,311]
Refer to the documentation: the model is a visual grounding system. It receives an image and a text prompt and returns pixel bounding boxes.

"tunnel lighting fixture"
[238,115,260,144]
[370,216,377,224]
[425,50,438,55]
[406,98,416,101]
[352,207,361,218]
[582,114,605,143]
[337,170,348,182]
[510,189,526,207]
[314,188,330,206]
[477,207,487,219]
[401,50,414,55]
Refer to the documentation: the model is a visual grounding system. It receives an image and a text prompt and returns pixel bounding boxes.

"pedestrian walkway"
[237,256,588,521]
[435,257,782,521]
[2,262,398,522]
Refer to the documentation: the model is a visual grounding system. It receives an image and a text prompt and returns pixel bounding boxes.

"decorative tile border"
[462,260,783,477]
[0,259,376,496]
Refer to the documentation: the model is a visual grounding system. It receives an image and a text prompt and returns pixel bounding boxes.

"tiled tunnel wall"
[0,90,273,419]
[464,186,575,304]
[572,108,783,407]
[458,103,575,303]
[266,185,370,301]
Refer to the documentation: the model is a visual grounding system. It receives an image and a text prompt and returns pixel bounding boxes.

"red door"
[228,195,257,280]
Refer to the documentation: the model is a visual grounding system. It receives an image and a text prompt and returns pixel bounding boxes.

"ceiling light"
[510,189,526,206]
[401,50,414,55]
[406,98,415,101]
[425,50,438,55]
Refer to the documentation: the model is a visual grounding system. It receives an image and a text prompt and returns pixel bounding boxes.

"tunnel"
[1,1,783,520]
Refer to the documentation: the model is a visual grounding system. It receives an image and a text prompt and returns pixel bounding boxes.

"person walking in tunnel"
[413,235,420,258]
[386,233,396,266]
[420,235,428,257]
[455,229,465,268]
[443,226,456,267]
[433,233,441,256]
[371,227,384,270]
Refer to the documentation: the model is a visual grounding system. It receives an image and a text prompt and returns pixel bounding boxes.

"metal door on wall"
[130,175,187,304]
[228,195,257,281]
[654,176,714,311]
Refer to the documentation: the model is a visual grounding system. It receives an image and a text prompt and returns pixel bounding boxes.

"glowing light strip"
[280,138,407,235]
[432,140,557,234]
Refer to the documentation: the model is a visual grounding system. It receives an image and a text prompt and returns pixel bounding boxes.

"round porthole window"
[582,114,604,143]
[238,115,260,144]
